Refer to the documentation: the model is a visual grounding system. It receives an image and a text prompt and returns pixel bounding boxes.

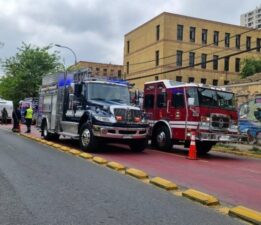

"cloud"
[0,0,260,75]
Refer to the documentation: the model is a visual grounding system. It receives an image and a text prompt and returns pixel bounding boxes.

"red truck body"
[143,80,240,154]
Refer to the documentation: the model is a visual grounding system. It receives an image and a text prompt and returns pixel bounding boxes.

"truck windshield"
[187,87,236,110]
[87,83,130,104]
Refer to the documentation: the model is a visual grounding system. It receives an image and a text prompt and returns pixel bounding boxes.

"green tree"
[240,57,261,78]
[0,43,62,105]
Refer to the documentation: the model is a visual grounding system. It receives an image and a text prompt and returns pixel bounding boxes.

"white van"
[0,98,13,123]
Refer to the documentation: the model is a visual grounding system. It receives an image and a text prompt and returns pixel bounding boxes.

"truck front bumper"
[198,132,243,142]
[92,125,148,139]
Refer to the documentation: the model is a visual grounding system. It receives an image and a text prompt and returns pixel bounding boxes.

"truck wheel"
[196,141,214,155]
[129,139,148,152]
[154,125,173,151]
[42,121,59,141]
[79,123,98,152]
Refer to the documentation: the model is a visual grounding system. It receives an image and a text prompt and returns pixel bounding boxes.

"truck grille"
[211,114,230,130]
[113,108,142,122]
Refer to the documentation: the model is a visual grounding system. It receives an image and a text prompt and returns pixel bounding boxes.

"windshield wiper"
[109,99,124,102]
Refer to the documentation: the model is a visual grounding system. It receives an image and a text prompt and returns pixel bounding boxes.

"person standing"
[1,107,8,125]
[24,106,33,133]
[12,106,21,132]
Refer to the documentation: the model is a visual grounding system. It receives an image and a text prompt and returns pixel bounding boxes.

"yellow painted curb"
[40,140,48,144]
[35,138,42,142]
[93,156,108,165]
[52,144,62,148]
[229,206,261,224]
[69,149,82,155]
[150,177,178,190]
[60,146,71,152]
[107,162,126,171]
[126,168,148,179]
[79,152,93,159]
[182,189,219,206]
[46,141,54,146]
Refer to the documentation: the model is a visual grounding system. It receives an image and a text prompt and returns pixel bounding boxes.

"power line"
[126,46,259,81]
[125,27,259,67]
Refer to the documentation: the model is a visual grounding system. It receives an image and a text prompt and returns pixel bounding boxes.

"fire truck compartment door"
[51,94,57,129]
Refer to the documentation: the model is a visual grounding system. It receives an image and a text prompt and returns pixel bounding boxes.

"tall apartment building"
[73,61,123,78]
[124,12,261,90]
[240,5,261,28]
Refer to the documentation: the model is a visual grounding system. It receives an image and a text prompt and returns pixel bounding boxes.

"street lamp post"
[55,44,77,65]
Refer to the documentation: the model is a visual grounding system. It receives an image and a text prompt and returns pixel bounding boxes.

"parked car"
[238,96,261,145]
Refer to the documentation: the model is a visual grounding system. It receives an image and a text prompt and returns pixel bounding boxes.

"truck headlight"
[93,115,116,123]
[200,116,210,127]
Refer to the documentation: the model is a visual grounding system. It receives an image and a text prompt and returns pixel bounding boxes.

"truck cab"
[143,80,240,154]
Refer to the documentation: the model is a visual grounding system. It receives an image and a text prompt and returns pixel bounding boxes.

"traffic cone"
[188,131,197,160]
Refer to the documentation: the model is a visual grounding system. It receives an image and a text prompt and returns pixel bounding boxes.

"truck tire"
[42,121,59,141]
[79,123,98,152]
[196,141,214,155]
[129,139,148,152]
[154,125,173,151]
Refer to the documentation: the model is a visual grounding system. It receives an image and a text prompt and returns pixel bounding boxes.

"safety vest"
[25,108,33,119]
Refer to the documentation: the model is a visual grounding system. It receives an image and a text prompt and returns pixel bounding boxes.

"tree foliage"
[0,43,62,105]
[240,57,261,78]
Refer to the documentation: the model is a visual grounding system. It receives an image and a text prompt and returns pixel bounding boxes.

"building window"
[246,36,251,50]
[202,29,208,44]
[176,50,183,66]
[201,53,207,69]
[188,77,194,83]
[190,27,196,42]
[155,76,159,81]
[224,57,229,71]
[126,62,129,74]
[156,25,160,41]
[213,55,218,70]
[224,80,229,85]
[118,70,122,78]
[225,33,230,47]
[155,50,159,66]
[127,40,130,54]
[236,34,241,49]
[213,31,219,46]
[176,76,182,82]
[235,58,240,72]
[103,68,107,76]
[189,52,195,67]
[201,78,207,84]
[257,38,261,52]
[213,79,218,86]
[177,24,183,41]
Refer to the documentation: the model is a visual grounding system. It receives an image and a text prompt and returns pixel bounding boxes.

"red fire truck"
[143,80,240,154]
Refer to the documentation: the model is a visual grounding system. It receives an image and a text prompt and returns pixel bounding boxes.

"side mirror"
[188,97,195,106]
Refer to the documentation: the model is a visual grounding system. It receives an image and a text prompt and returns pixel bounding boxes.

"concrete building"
[124,12,261,90]
[73,61,123,78]
[240,5,261,28]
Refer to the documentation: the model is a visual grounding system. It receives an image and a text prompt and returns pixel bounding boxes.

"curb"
[182,189,219,206]
[213,148,261,159]
[150,177,178,191]
[126,168,148,179]
[79,152,93,159]
[93,156,108,165]
[69,149,81,155]
[229,206,261,225]
[107,161,126,171]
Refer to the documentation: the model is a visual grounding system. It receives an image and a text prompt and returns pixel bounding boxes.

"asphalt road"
[0,128,244,225]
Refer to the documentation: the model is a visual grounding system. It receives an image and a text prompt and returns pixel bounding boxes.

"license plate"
[123,135,132,139]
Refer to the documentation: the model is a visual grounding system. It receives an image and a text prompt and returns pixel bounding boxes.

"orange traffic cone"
[188,131,197,160]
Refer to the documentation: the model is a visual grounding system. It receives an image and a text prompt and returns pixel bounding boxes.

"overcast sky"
[0,0,260,75]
